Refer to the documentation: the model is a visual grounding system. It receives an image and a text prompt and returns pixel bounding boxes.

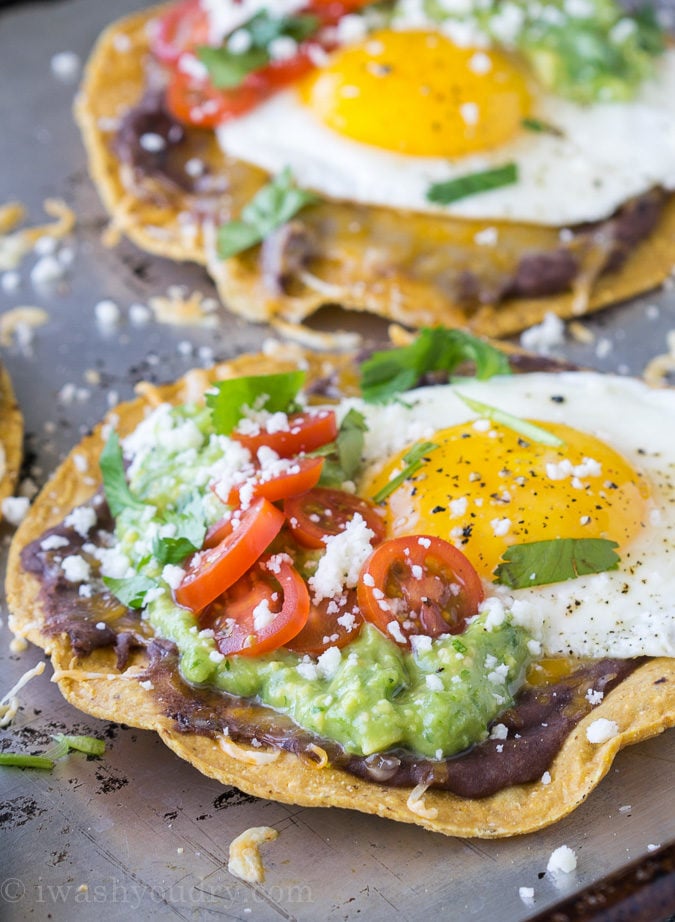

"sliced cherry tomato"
[284,487,385,550]
[174,498,284,611]
[286,588,363,655]
[226,456,324,507]
[165,45,318,126]
[150,0,210,66]
[232,410,338,458]
[155,0,380,125]
[203,514,234,550]
[203,555,310,657]
[357,536,484,646]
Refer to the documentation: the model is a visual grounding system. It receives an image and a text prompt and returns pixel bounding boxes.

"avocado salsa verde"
[17,331,641,796]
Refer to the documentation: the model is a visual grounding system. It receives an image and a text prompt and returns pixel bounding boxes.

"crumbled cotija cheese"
[586,717,619,743]
[547,845,577,874]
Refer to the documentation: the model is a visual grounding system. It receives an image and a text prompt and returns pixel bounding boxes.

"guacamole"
[108,399,533,760]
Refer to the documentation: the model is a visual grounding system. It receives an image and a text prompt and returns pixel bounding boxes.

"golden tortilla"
[6,347,674,838]
[75,6,675,338]
[0,362,23,519]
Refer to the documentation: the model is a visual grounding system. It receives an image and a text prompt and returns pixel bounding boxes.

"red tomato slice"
[174,498,284,611]
[203,514,234,549]
[286,588,363,655]
[204,555,310,657]
[232,410,338,458]
[159,0,377,126]
[357,536,484,646]
[166,69,265,127]
[165,45,318,126]
[226,456,324,507]
[150,0,210,66]
[284,487,385,550]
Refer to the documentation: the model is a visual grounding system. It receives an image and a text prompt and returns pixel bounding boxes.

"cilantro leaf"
[103,573,158,609]
[207,370,306,435]
[99,432,147,518]
[245,10,318,46]
[197,11,319,89]
[427,163,518,206]
[360,328,511,403]
[372,441,438,503]
[313,408,367,486]
[455,392,564,446]
[217,168,319,259]
[493,538,620,589]
[197,45,269,88]
[153,494,207,565]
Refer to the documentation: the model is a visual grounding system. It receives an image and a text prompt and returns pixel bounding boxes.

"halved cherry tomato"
[357,536,484,646]
[174,498,284,611]
[203,555,310,657]
[150,0,210,66]
[284,487,385,550]
[286,588,363,655]
[225,456,324,507]
[232,410,337,458]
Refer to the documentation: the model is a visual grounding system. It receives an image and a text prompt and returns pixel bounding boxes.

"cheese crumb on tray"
[227,826,279,883]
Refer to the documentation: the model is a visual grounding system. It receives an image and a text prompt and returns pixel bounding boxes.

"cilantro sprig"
[198,10,319,89]
[360,328,510,404]
[372,441,439,504]
[99,432,147,518]
[493,538,620,589]
[456,392,564,447]
[207,369,306,434]
[217,168,318,260]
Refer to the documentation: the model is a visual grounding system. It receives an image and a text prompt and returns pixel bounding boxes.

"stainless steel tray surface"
[1,2,674,919]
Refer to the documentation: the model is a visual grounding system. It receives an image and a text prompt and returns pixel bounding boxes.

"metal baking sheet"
[1,1,674,919]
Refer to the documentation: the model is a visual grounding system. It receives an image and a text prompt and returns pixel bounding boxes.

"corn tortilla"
[75,6,675,338]
[6,346,674,837]
[0,362,23,520]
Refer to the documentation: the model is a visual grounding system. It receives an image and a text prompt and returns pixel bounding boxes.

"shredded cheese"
[227,826,279,884]
[0,199,75,271]
[218,731,281,765]
[300,743,329,769]
[406,782,439,820]
[0,307,49,347]
[643,330,675,388]
[147,288,219,327]
[51,667,146,681]
[270,316,362,352]
[0,661,46,727]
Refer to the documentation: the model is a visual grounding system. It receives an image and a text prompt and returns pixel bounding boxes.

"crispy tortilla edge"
[5,348,674,838]
[0,362,23,519]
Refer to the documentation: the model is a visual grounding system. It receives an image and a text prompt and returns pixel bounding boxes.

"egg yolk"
[301,30,531,157]
[366,421,650,580]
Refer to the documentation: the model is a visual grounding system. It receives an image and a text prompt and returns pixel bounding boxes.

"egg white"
[216,47,675,226]
[342,372,675,658]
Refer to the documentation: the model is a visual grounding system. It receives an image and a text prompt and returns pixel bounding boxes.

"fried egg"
[215,21,675,225]
[344,372,675,658]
